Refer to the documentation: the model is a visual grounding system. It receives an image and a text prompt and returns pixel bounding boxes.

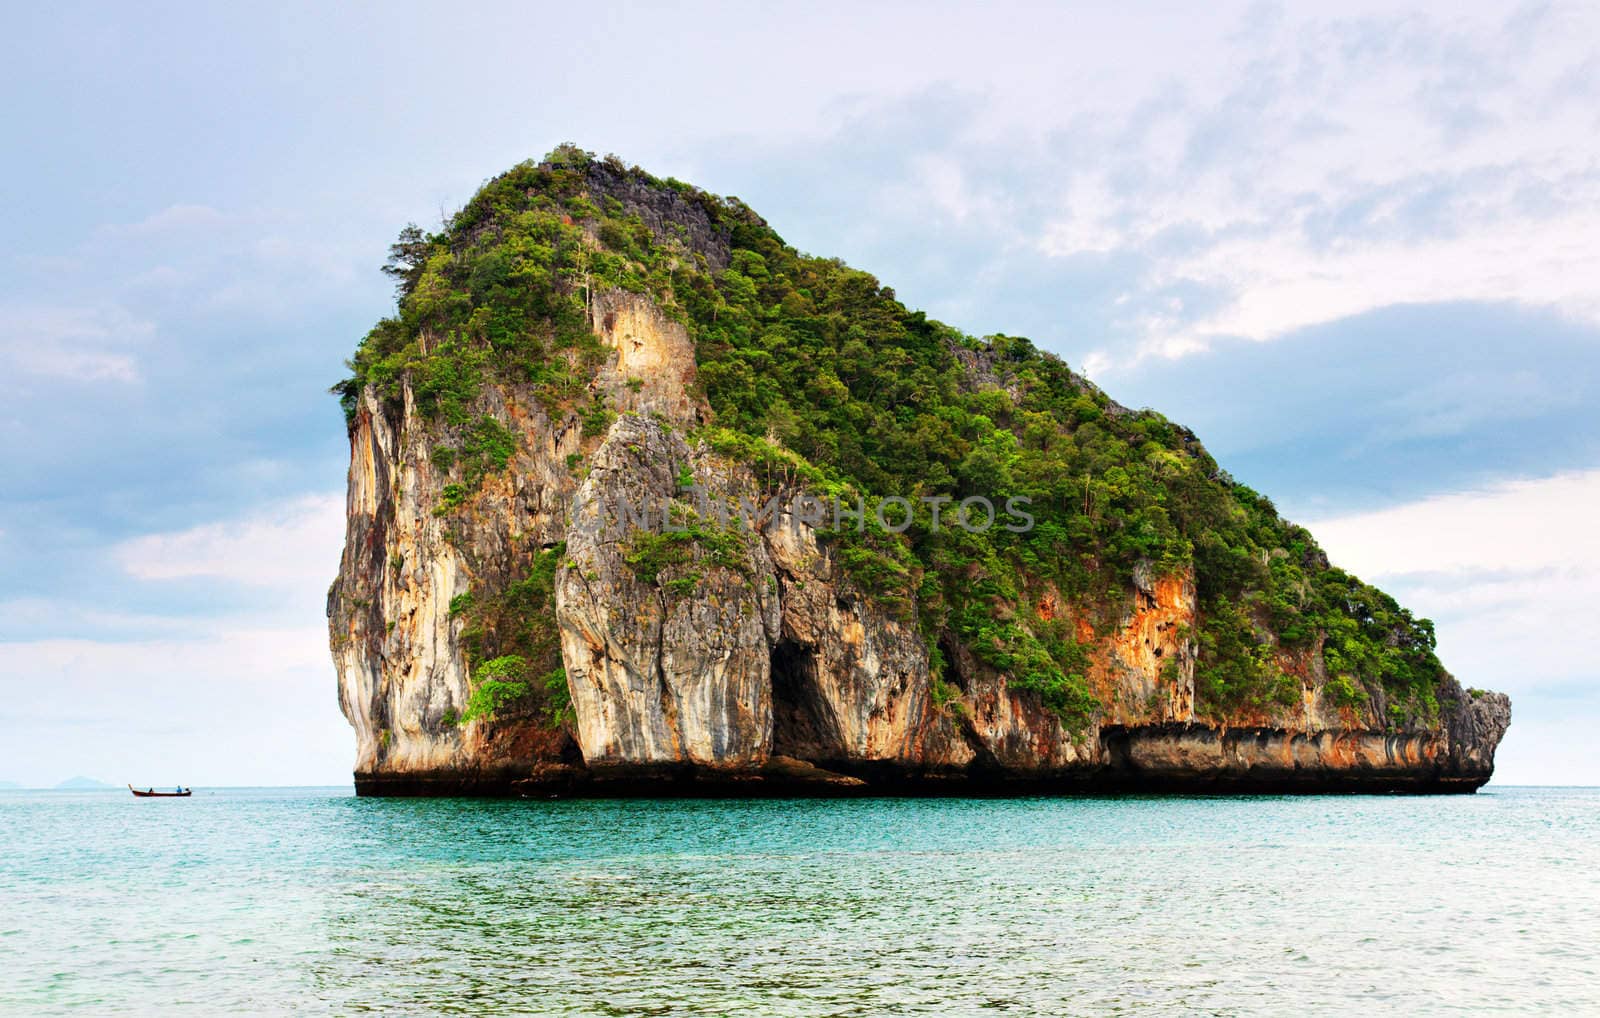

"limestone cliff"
[329,149,1510,795]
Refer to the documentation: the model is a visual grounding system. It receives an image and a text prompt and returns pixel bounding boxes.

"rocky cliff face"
[329,152,1510,795]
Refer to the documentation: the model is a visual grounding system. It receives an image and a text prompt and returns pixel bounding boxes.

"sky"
[2,0,1597,786]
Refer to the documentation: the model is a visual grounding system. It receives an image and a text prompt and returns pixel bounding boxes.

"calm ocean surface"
[1,786,1594,1015]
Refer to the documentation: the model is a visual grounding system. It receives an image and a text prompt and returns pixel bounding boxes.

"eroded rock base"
[355,724,1493,797]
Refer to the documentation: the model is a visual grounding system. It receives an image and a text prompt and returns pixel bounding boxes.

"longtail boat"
[128,784,191,798]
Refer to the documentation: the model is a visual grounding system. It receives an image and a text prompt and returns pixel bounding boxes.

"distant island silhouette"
[54,777,116,790]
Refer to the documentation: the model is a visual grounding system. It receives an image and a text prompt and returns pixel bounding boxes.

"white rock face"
[555,416,782,768]
[591,290,703,424]
[331,384,473,779]
[329,375,585,790]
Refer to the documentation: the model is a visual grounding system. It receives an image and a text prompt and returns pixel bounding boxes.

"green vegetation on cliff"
[336,146,1446,727]
[452,545,572,727]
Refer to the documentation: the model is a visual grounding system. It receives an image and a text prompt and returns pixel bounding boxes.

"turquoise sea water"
[1,787,1595,1015]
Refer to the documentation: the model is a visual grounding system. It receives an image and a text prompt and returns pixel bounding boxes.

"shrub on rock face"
[459,656,529,726]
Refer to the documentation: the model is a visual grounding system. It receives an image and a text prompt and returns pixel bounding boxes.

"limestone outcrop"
[328,154,1510,796]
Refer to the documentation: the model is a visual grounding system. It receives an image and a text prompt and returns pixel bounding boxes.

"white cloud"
[1305,470,1593,755]
[1010,5,1600,367]
[0,624,349,787]
[12,624,332,692]
[0,597,204,637]
[1307,469,1600,578]
[718,5,1600,376]
[902,154,1009,227]
[0,305,151,383]
[1153,203,1600,354]
[1485,716,1597,787]
[99,203,228,239]
[0,493,353,786]
[25,201,383,333]
[1305,469,1600,784]
[114,493,345,589]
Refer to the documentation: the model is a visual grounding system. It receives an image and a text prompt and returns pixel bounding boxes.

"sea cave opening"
[769,638,837,761]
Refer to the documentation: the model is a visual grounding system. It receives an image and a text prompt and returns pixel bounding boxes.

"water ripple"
[0,788,1595,1014]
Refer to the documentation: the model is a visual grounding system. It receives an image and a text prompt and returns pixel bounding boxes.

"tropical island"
[328,146,1509,795]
